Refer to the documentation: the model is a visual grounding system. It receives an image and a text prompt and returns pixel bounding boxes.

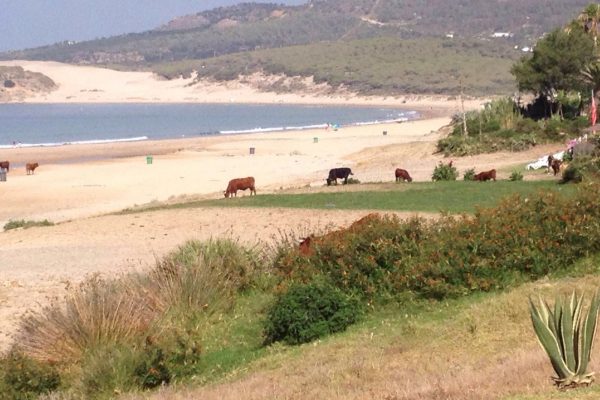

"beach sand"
[0,61,560,353]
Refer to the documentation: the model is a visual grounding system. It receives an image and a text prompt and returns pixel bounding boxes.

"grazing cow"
[395,168,413,182]
[551,159,562,176]
[326,167,354,186]
[224,176,256,198]
[26,162,39,175]
[474,169,496,181]
[0,161,9,172]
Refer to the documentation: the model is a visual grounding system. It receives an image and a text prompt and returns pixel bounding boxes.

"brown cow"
[474,169,496,181]
[0,161,9,172]
[26,162,39,175]
[551,159,562,176]
[395,168,412,182]
[547,154,555,174]
[224,176,256,198]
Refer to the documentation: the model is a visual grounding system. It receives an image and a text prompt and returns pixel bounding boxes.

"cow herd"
[0,161,39,176]
[223,164,507,198]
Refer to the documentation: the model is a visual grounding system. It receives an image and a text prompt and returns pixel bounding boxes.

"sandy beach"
[0,61,560,353]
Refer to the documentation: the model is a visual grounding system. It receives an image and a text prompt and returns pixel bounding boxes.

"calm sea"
[0,103,416,149]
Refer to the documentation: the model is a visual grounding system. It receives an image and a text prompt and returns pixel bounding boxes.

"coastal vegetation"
[154,37,518,96]
[440,7,600,157]
[2,182,600,398]
[3,219,54,231]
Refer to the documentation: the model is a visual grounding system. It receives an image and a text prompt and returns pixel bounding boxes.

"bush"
[263,282,362,345]
[432,161,458,181]
[4,219,54,231]
[509,171,524,181]
[0,350,61,399]
[561,156,600,183]
[463,168,475,181]
[274,184,600,300]
[133,347,171,389]
[17,276,155,363]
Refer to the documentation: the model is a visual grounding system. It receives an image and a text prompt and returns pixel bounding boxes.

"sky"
[0,0,306,52]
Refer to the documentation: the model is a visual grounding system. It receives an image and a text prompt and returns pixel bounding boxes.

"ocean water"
[0,103,416,148]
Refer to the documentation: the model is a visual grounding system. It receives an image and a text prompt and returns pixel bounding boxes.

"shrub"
[432,161,458,181]
[17,276,155,363]
[263,282,362,345]
[133,347,171,389]
[346,177,361,185]
[274,184,600,300]
[509,171,523,181]
[145,239,258,318]
[562,164,584,183]
[4,219,54,231]
[4,79,15,88]
[463,168,475,181]
[0,350,61,399]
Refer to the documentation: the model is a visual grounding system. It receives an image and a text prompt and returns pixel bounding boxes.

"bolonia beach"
[1,60,543,353]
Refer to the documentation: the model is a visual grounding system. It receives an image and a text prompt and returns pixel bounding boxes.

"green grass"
[124,256,600,400]
[3,219,54,231]
[123,181,576,215]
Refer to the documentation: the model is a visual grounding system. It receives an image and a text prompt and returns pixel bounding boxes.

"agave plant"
[529,291,600,389]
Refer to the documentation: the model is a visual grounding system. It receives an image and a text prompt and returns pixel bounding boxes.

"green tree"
[512,28,595,113]
[575,3,600,47]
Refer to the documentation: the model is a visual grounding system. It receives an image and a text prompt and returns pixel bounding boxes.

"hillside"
[0,1,592,96]
[0,0,589,66]
[154,36,519,96]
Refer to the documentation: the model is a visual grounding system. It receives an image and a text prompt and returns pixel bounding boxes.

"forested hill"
[0,0,591,66]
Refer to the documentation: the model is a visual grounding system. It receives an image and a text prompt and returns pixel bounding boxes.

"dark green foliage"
[274,184,600,300]
[0,351,60,399]
[3,219,54,231]
[437,98,589,156]
[3,79,15,88]
[432,161,458,181]
[509,171,524,181]
[134,347,171,389]
[463,168,475,181]
[512,28,595,97]
[562,154,600,183]
[263,282,362,345]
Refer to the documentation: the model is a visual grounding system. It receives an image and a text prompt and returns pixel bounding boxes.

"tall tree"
[512,27,595,113]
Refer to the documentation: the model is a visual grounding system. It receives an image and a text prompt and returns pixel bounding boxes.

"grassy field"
[125,181,577,215]
[126,255,600,400]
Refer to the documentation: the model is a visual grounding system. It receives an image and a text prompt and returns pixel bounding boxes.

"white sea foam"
[0,136,148,149]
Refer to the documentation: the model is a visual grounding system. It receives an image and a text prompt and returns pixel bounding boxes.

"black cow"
[326,167,354,186]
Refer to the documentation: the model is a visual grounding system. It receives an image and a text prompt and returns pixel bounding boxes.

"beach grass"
[123,180,576,215]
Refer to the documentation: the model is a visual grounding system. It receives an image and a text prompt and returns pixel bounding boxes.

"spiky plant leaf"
[576,291,600,376]
[530,298,574,380]
[561,292,577,372]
